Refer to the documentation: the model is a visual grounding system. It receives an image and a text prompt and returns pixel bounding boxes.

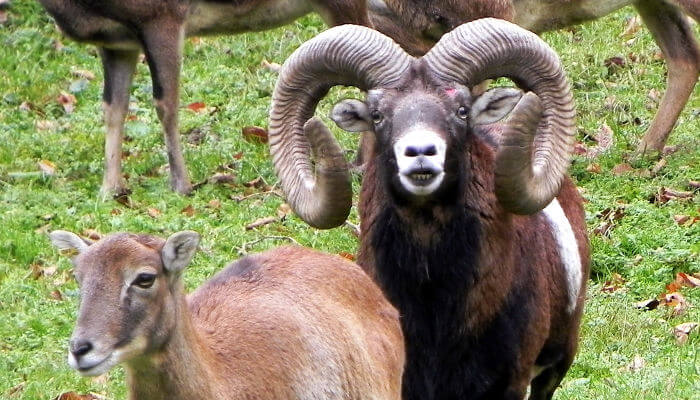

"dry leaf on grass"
[663,292,689,316]
[601,273,626,293]
[147,208,161,218]
[338,252,355,261]
[50,289,64,301]
[37,160,56,176]
[71,69,95,80]
[611,163,633,176]
[619,16,642,38]
[57,92,77,113]
[186,101,207,113]
[54,392,99,400]
[261,59,282,73]
[673,322,698,345]
[653,187,694,204]
[242,126,268,143]
[207,199,221,209]
[181,204,195,217]
[586,163,602,174]
[277,203,292,219]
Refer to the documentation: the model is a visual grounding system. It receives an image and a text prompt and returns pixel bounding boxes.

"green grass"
[0,1,698,399]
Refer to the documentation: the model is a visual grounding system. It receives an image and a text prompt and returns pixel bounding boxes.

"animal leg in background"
[634,0,699,154]
[140,19,192,194]
[99,48,138,197]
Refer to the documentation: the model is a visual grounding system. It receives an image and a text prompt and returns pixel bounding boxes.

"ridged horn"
[269,25,411,228]
[424,18,576,214]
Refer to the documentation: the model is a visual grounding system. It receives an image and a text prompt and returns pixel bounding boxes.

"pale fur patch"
[542,198,582,314]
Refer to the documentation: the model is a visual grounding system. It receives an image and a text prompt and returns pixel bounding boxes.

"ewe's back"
[187,246,404,400]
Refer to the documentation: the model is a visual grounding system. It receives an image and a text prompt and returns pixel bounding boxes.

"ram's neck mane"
[358,134,509,328]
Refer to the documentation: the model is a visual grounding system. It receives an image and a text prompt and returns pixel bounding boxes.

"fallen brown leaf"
[54,392,99,400]
[71,69,95,80]
[620,16,642,38]
[186,101,207,113]
[50,289,63,301]
[242,126,268,143]
[653,187,694,204]
[261,59,282,73]
[663,292,689,316]
[338,252,355,261]
[611,163,633,176]
[147,208,161,218]
[37,160,56,175]
[181,204,195,217]
[57,92,77,113]
[586,163,602,174]
[208,172,236,185]
[673,322,698,345]
[277,203,292,219]
[601,273,626,293]
[675,272,700,288]
[207,199,221,209]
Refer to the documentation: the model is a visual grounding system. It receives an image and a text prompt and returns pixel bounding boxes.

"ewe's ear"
[471,88,524,125]
[50,230,90,256]
[162,231,200,275]
[330,99,371,132]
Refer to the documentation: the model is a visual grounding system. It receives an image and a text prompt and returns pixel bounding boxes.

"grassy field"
[0,1,698,399]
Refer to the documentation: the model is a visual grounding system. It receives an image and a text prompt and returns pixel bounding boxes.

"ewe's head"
[268,19,575,228]
[50,230,200,376]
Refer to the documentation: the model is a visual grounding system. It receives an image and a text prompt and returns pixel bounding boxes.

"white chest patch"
[542,199,582,314]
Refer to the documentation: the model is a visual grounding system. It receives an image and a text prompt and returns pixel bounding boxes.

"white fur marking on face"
[542,199,582,314]
[393,128,446,196]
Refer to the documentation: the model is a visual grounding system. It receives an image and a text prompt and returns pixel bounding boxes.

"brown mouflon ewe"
[267,20,590,399]
[379,0,699,154]
[37,0,422,196]
[50,230,404,400]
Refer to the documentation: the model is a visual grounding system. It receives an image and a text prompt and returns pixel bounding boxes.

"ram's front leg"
[140,19,192,194]
[99,48,138,198]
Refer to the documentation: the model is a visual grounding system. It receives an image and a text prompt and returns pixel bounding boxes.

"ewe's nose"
[404,143,437,157]
[70,339,93,359]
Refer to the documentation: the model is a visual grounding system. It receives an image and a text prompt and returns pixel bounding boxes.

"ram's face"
[332,83,523,203]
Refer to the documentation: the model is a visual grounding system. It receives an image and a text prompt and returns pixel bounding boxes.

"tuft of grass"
[1,2,698,399]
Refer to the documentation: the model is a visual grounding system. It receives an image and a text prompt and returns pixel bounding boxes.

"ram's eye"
[370,110,383,124]
[132,273,156,289]
[456,106,469,120]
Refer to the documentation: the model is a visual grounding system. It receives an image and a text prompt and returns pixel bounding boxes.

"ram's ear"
[50,230,91,257]
[471,88,524,125]
[330,99,371,132]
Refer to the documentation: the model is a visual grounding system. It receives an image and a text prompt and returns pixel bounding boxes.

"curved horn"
[424,18,576,214]
[269,25,411,228]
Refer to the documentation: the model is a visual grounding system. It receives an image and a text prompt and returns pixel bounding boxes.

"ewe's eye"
[456,106,469,120]
[132,273,156,289]
[370,110,383,124]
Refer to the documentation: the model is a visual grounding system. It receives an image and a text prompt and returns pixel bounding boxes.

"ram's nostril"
[71,340,93,358]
